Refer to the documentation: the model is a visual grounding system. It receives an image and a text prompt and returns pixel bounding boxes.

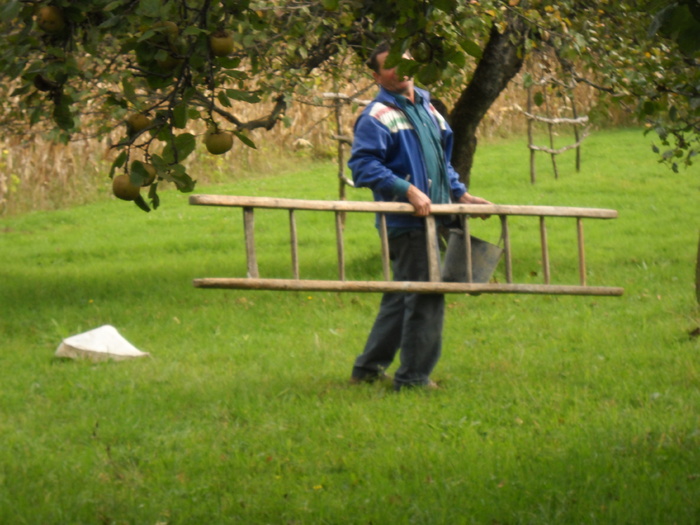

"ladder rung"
[379,214,390,280]
[540,216,550,284]
[335,211,345,281]
[289,210,299,279]
[243,207,259,278]
[501,215,512,283]
[577,218,586,286]
[424,216,441,282]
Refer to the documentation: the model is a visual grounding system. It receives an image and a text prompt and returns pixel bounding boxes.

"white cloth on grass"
[55,325,149,361]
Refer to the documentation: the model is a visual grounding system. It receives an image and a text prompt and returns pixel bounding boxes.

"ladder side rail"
[189,195,618,220]
[194,277,624,296]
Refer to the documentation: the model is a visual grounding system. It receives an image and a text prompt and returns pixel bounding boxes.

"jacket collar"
[375,85,431,108]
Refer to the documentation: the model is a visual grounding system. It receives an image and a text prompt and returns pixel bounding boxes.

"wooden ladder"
[189,194,623,297]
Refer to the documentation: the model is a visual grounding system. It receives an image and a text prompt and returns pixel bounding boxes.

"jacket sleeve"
[441,122,468,200]
[348,111,409,199]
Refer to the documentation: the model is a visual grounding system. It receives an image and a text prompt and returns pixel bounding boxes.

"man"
[348,42,491,391]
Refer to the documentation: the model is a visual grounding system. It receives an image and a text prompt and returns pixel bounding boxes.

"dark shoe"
[394,379,440,391]
[349,373,392,385]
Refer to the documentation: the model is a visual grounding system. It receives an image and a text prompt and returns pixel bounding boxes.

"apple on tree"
[204,128,233,155]
[36,5,66,34]
[126,113,152,135]
[209,31,234,57]
[112,174,141,201]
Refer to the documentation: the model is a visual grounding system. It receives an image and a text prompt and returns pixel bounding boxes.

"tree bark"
[450,15,528,187]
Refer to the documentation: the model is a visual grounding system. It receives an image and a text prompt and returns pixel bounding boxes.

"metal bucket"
[441,229,503,283]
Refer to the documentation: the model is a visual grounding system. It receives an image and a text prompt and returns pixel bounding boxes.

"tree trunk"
[450,15,528,187]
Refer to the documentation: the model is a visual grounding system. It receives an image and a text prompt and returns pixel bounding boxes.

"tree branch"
[193,91,287,131]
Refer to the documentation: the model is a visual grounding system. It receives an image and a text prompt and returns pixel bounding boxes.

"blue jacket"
[349,86,467,230]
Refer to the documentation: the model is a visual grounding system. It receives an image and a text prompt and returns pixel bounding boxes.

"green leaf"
[220,69,248,81]
[182,26,206,36]
[149,154,167,171]
[148,183,160,210]
[234,130,256,149]
[445,49,466,68]
[225,89,261,103]
[10,83,32,97]
[121,78,138,106]
[669,105,678,122]
[136,0,161,16]
[53,102,74,131]
[534,92,545,107]
[110,151,128,178]
[169,164,196,192]
[173,102,188,128]
[218,57,243,69]
[432,0,457,12]
[460,39,483,59]
[30,106,43,127]
[104,1,126,12]
[129,160,150,186]
[217,91,232,108]
[174,133,197,161]
[133,194,151,212]
[417,63,442,85]
[321,0,339,10]
[0,1,21,20]
[162,133,196,164]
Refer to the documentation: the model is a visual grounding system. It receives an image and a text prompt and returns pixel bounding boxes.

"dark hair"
[365,42,391,73]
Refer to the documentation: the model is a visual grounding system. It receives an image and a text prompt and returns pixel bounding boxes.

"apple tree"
[0,1,697,208]
[0,0,366,211]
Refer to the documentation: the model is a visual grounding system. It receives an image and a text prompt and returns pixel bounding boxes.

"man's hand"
[459,192,492,219]
[406,185,432,217]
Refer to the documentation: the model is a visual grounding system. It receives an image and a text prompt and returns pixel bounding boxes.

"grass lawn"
[1,128,698,524]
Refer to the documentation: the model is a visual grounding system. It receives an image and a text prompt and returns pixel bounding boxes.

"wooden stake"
[543,86,559,179]
[570,91,582,172]
[527,85,536,185]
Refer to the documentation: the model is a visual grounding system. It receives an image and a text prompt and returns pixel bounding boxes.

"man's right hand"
[406,185,432,217]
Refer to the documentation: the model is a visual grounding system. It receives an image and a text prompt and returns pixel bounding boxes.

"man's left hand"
[458,192,492,219]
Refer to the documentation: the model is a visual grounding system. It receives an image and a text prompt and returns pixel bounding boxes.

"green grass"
[1,128,699,524]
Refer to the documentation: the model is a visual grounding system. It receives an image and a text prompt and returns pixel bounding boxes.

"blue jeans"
[352,229,445,388]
